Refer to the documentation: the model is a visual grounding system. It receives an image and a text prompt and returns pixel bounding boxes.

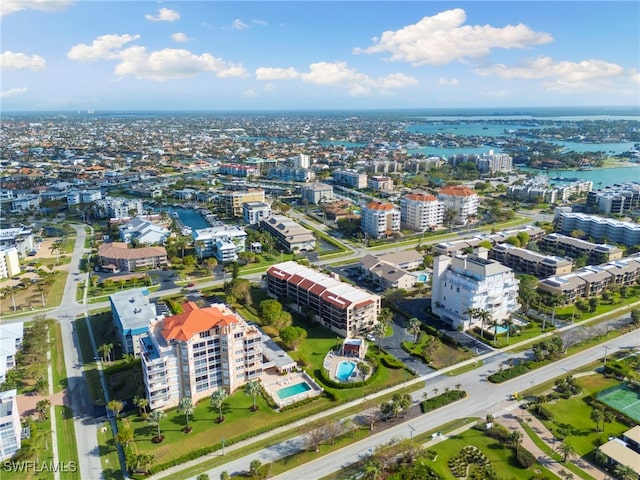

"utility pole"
[603,345,610,365]
[408,424,416,446]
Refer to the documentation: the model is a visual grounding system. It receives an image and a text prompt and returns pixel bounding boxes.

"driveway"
[397,298,493,356]
[380,313,435,376]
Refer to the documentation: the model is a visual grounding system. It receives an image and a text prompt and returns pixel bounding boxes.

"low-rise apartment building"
[139,302,262,410]
[221,189,266,217]
[359,250,425,291]
[333,170,367,189]
[301,183,334,204]
[0,246,20,279]
[193,225,247,263]
[97,242,168,271]
[266,261,381,337]
[119,217,170,245]
[368,175,394,191]
[538,233,623,264]
[218,164,261,178]
[432,226,546,256]
[260,215,316,253]
[0,226,35,256]
[432,249,520,331]
[538,254,640,303]
[243,201,272,225]
[586,182,640,214]
[94,197,143,220]
[0,390,21,461]
[555,209,640,246]
[489,244,573,278]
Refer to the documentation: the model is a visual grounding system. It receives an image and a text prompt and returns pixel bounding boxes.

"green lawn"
[74,318,105,405]
[50,321,67,393]
[97,421,124,480]
[55,406,81,480]
[539,375,629,455]
[427,425,547,480]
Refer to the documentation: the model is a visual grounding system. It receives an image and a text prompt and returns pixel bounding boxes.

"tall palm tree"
[477,309,492,339]
[373,322,386,350]
[178,397,195,432]
[504,316,515,345]
[244,380,261,412]
[148,410,166,441]
[133,395,149,415]
[490,318,501,346]
[210,388,228,423]
[556,439,576,463]
[407,317,421,344]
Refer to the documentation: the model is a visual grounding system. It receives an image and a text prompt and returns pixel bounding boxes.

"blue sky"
[1,1,639,111]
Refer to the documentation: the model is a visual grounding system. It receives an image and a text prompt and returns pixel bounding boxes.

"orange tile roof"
[161,302,239,342]
[439,185,476,197]
[366,201,396,211]
[406,193,437,202]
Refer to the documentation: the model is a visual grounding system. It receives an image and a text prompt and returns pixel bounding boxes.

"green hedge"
[516,446,537,468]
[314,363,381,390]
[420,390,466,413]
[488,363,529,383]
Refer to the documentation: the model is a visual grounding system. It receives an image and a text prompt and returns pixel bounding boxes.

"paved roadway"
[178,328,639,480]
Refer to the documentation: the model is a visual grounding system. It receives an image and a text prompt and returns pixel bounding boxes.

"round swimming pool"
[335,361,357,381]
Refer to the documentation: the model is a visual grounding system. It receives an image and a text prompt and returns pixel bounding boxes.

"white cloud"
[231,19,249,30]
[255,67,299,80]
[67,34,140,61]
[0,51,46,71]
[354,8,553,66]
[256,61,417,96]
[438,77,459,86]
[252,19,267,27]
[243,89,258,97]
[114,47,248,81]
[474,56,630,90]
[1,87,28,98]
[145,8,180,22]
[171,33,189,43]
[1,0,72,17]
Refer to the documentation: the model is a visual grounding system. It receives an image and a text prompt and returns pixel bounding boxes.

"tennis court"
[597,384,640,423]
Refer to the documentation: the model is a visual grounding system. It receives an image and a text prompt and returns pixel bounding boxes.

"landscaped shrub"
[516,446,537,468]
[380,355,405,369]
[603,360,630,379]
[538,405,554,421]
[165,297,184,315]
[420,390,466,413]
[488,363,529,383]
[486,423,511,442]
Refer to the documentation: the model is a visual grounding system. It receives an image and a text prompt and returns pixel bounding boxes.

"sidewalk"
[501,411,614,480]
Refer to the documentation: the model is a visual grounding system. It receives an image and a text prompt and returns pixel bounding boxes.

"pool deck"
[324,352,370,383]
[259,367,322,408]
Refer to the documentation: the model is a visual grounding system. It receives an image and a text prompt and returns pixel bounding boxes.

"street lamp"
[408,424,416,446]
[603,346,610,365]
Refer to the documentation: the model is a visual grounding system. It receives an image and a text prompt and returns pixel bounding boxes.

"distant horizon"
[4,105,640,116]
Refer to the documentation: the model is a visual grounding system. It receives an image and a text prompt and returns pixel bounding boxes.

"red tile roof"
[366,201,396,211]
[161,302,239,342]
[439,185,476,197]
[406,193,437,202]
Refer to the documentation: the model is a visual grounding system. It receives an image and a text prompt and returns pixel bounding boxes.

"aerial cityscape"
[1,2,640,480]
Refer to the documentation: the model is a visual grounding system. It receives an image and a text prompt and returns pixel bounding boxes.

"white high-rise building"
[400,193,444,232]
[432,249,520,331]
[293,153,311,169]
[0,246,20,279]
[362,201,400,239]
[0,390,21,460]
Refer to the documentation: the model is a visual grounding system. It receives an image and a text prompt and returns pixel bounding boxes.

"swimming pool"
[418,275,427,282]
[336,361,357,381]
[277,382,311,400]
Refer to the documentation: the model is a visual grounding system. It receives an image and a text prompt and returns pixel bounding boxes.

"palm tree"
[210,388,228,423]
[133,395,149,416]
[148,410,166,442]
[36,399,51,420]
[107,399,124,419]
[465,307,479,328]
[362,460,382,480]
[556,439,576,462]
[490,319,501,346]
[590,406,604,432]
[407,317,421,344]
[2,286,18,311]
[178,397,195,432]
[503,316,515,344]
[98,343,113,363]
[373,321,386,349]
[476,309,492,339]
[244,380,261,412]
[614,464,637,480]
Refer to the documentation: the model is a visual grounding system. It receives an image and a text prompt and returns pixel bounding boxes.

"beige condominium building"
[221,189,266,217]
[266,261,381,338]
[140,302,262,410]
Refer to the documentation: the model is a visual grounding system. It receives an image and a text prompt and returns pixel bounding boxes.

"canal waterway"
[517,166,640,188]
